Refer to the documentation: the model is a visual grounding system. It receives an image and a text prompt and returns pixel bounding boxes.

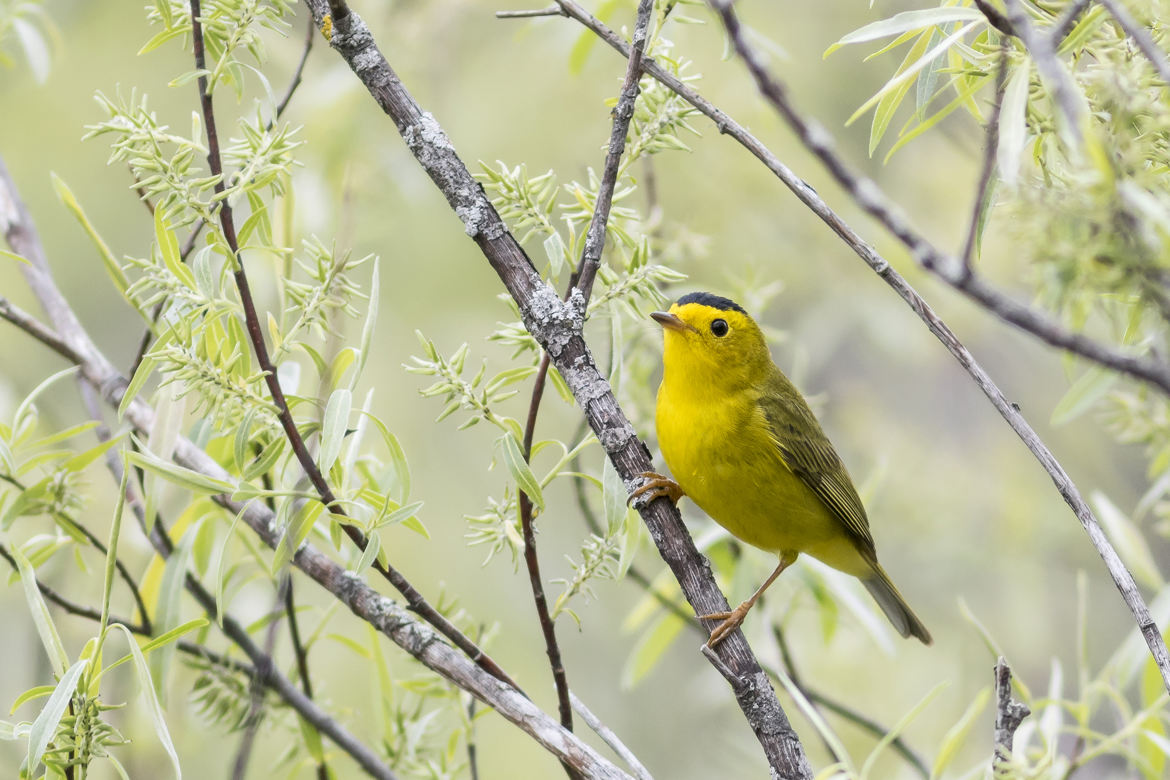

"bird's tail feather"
[862,564,932,645]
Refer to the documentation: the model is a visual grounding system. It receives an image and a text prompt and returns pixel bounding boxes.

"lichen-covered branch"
[992,658,1029,774]
[300,1,811,775]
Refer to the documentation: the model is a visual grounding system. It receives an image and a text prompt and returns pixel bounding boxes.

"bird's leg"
[701,553,796,648]
[628,471,685,506]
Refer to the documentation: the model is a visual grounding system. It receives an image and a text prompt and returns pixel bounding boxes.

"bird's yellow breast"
[655,381,869,576]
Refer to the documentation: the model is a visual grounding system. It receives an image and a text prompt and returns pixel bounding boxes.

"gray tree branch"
[992,657,1030,774]
[301,1,811,776]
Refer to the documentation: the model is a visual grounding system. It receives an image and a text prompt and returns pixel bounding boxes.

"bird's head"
[651,292,771,392]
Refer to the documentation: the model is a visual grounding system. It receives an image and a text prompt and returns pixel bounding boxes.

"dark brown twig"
[273,14,316,122]
[972,0,1015,38]
[570,0,654,304]
[185,0,518,692]
[1049,0,1093,47]
[517,354,576,753]
[992,657,1030,773]
[959,44,1010,276]
[301,1,810,774]
[128,1,301,382]
[514,2,654,768]
[702,0,1170,695]
[232,577,290,780]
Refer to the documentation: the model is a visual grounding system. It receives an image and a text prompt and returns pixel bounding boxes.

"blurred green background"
[0,0,1159,777]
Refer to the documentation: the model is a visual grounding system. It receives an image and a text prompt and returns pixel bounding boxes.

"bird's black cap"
[675,291,746,314]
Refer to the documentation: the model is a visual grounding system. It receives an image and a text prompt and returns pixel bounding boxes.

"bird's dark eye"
[710,319,729,337]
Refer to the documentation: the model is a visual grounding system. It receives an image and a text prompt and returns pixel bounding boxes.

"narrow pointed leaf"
[26,659,89,776]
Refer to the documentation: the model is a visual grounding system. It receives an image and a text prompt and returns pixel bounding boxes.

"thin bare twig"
[992,657,1030,773]
[1049,0,1093,46]
[273,14,315,122]
[232,577,290,780]
[571,0,654,303]
[301,2,810,775]
[1099,0,1170,87]
[773,625,928,778]
[496,6,565,19]
[570,692,654,780]
[185,0,519,692]
[960,44,1010,276]
[517,353,577,766]
[0,298,76,362]
[972,0,1015,38]
[1001,0,1084,138]
[703,0,1170,695]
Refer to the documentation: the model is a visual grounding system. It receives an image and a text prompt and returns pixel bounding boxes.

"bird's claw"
[700,602,751,648]
[628,472,685,508]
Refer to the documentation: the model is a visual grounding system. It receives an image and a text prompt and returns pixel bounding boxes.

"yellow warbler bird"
[634,292,931,647]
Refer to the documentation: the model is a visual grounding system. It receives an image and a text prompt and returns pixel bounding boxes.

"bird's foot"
[628,472,685,508]
[700,601,752,648]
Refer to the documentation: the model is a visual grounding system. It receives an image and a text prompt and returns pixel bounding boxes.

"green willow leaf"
[26,659,89,776]
[496,432,544,511]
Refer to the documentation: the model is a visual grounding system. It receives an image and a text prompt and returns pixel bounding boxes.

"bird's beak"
[650,311,696,333]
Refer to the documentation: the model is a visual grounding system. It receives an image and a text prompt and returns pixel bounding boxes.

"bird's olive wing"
[759,394,877,558]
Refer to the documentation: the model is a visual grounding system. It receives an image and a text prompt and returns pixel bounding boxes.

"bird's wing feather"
[758,379,877,557]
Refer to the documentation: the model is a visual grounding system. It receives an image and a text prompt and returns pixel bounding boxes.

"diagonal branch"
[301,2,811,776]
[701,0,1170,695]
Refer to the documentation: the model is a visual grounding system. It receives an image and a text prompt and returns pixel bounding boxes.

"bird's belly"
[659,400,867,575]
